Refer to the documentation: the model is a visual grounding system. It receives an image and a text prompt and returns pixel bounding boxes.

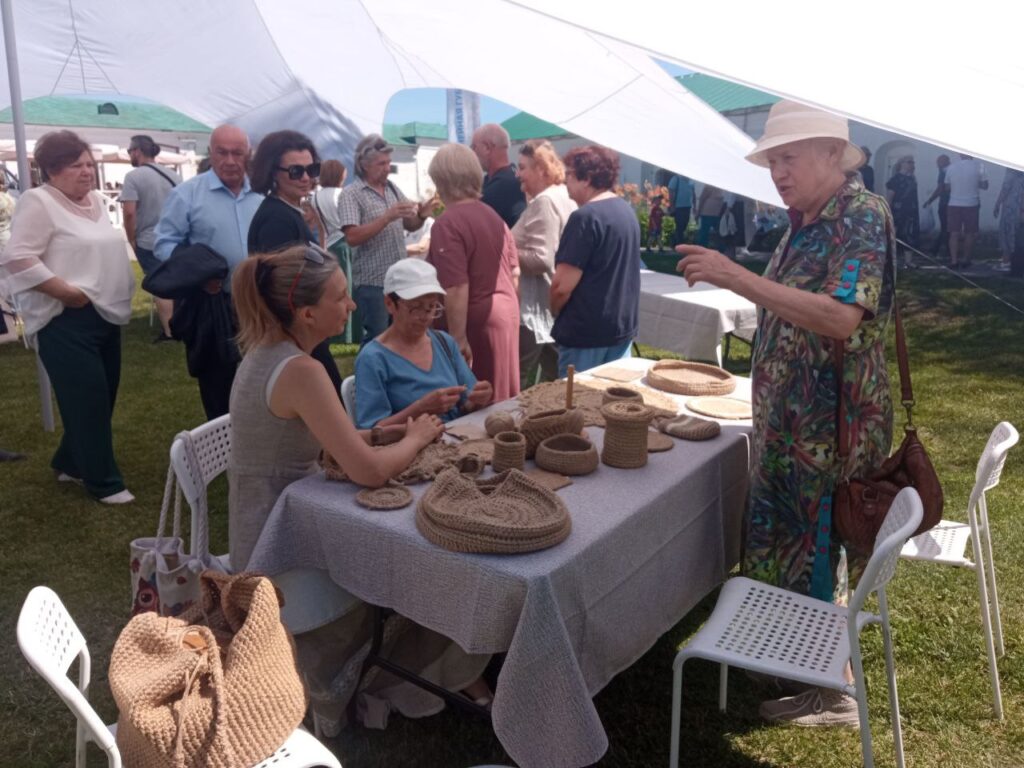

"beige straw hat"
[745,100,865,172]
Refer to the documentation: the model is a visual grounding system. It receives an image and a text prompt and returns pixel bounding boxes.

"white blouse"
[0,186,135,338]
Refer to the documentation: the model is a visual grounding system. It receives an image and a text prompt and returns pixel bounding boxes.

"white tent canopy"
[0,0,782,203]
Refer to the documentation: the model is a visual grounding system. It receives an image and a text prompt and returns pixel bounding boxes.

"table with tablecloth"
[638,269,758,364]
[247,358,752,767]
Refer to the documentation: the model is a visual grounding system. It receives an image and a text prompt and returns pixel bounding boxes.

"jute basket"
[492,431,526,473]
[520,407,585,459]
[601,401,654,468]
[535,434,599,476]
[601,386,643,406]
[646,360,736,396]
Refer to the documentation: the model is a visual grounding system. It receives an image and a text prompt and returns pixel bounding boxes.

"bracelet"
[370,426,385,447]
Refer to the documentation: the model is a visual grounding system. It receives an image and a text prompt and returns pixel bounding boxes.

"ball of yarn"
[485,411,517,437]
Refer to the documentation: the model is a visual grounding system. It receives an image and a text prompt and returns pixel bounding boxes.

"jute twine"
[646,360,736,396]
[484,411,517,437]
[356,485,413,511]
[492,431,526,473]
[601,386,643,406]
[535,434,599,476]
[520,407,585,459]
[601,401,655,468]
[416,468,571,554]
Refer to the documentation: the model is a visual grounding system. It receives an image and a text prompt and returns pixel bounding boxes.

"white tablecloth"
[638,269,758,364]
[248,358,752,767]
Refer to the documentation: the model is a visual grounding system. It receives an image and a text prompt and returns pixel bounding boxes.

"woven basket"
[646,360,736,396]
[601,386,643,406]
[520,407,585,459]
[601,401,654,468]
[492,431,526,473]
[535,434,599,476]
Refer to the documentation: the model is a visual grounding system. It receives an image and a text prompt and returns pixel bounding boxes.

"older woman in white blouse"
[511,139,577,384]
[0,130,135,503]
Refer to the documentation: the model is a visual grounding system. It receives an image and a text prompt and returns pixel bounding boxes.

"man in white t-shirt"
[943,154,988,268]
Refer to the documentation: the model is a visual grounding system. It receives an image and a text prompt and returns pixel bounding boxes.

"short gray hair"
[353,133,393,179]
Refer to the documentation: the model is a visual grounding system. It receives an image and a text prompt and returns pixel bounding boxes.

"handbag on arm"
[832,305,944,552]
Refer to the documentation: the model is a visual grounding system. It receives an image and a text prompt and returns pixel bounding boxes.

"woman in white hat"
[677,100,897,727]
[354,257,494,429]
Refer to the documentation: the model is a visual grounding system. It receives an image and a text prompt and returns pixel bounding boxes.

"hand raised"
[418,385,466,415]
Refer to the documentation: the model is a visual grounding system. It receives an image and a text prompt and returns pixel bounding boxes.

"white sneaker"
[56,472,83,485]
[759,687,860,728]
[100,489,135,505]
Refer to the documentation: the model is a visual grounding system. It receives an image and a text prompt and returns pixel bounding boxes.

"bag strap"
[178,430,214,560]
[143,162,178,187]
[155,458,184,544]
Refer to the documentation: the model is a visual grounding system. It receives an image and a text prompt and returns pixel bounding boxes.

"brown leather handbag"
[833,307,944,552]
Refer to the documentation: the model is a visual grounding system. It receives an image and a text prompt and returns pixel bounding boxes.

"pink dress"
[428,200,520,400]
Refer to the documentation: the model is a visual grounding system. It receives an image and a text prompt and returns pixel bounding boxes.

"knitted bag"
[109,571,306,768]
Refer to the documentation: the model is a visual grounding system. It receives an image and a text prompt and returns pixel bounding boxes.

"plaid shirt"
[338,178,408,287]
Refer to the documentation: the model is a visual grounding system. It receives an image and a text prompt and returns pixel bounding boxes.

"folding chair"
[670,487,924,768]
[901,421,1019,719]
[341,375,356,416]
[17,586,342,768]
[169,413,232,566]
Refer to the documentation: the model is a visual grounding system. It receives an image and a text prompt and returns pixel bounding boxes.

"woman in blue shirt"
[355,259,493,428]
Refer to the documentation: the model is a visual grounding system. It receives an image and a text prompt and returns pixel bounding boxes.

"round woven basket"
[646,360,736,396]
[535,434,599,476]
[601,386,643,406]
[492,431,526,473]
[520,407,585,459]
[601,401,654,469]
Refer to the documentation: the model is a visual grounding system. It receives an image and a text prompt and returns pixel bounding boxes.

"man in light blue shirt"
[153,124,263,417]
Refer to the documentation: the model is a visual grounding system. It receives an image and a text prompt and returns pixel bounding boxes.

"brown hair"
[562,145,620,191]
[232,244,339,354]
[250,130,319,195]
[519,140,565,186]
[35,130,91,182]
[429,143,483,202]
[319,159,346,188]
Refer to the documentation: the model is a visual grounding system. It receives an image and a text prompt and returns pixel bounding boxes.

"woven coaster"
[590,366,644,383]
[647,430,675,452]
[657,414,722,441]
[646,360,736,397]
[525,468,573,492]
[456,438,494,464]
[685,396,752,420]
[356,485,413,510]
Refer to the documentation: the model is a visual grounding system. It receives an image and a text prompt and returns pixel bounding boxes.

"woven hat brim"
[746,133,865,172]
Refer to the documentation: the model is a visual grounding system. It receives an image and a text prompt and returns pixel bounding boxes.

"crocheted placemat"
[656,414,722,441]
[456,438,494,464]
[589,366,644,383]
[685,397,752,420]
[647,430,675,452]
[356,485,414,510]
[519,380,676,427]
[645,360,736,396]
[525,468,573,492]
[321,443,463,485]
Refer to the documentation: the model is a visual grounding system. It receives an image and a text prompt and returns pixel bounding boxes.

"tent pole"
[2,0,55,432]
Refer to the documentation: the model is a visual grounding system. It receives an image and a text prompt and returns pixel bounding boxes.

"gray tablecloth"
[638,269,758,363]
[248,365,751,767]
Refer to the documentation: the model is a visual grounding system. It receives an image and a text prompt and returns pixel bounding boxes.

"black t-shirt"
[861,164,875,193]
[247,195,315,253]
[481,164,526,228]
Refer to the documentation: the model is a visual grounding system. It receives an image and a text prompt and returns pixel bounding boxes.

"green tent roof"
[675,73,779,113]
[383,121,447,145]
[0,95,210,132]
[501,111,571,142]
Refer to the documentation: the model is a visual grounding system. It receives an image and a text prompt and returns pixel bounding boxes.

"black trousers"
[672,207,691,246]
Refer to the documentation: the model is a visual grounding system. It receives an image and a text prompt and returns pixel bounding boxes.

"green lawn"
[1,264,1023,767]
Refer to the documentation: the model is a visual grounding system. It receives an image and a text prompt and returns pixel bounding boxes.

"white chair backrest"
[16,587,118,756]
[341,375,356,418]
[849,487,924,616]
[170,414,231,509]
[975,421,1018,493]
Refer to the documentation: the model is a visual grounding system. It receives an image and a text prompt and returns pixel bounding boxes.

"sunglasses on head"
[287,243,330,314]
[359,139,389,158]
[277,162,321,180]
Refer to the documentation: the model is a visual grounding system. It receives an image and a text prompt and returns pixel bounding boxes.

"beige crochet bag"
[109,571,306,768]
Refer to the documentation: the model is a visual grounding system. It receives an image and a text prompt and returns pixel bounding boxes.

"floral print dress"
[744,177,896,603]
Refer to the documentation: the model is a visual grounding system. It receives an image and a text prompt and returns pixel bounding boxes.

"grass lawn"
[2,262,1023,767]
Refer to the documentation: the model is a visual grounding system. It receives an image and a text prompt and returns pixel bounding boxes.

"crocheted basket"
[492,431,526,473]
[416,468,571,554]
[646,360,736,396]
[601,401,655,469]
[535,434,599,476]
[520,407,585,459]
[601,386,644,406]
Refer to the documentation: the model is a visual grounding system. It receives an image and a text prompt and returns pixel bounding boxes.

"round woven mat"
[686,396,753,420]
[646,360,736,396]
[456,438,494,464]
[647,431,675,452]
[356,485,413,511]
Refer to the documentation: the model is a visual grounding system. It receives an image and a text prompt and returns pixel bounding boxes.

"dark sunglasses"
[277,162,321,180]
[287,243,330,313]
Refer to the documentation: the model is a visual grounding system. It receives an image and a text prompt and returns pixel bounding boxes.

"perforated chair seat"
[901,520,973,566]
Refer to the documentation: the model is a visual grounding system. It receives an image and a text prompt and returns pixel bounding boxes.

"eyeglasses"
[287,243,329,314]
[402,300,445,319]
[277,162,321,180]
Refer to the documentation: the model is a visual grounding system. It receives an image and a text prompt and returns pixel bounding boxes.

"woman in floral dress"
[675,100,896,727]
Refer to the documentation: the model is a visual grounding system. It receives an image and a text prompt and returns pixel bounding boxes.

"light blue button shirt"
[153,170,263,292]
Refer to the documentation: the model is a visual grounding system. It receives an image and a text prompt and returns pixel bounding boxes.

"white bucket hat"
[384,258,446,300]
[745,100,865,172]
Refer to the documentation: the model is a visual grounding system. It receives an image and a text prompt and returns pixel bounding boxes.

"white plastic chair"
[341,375,356,417]
[169,414,232,563]
[17,586,343,768]
[670,487,924,768]
[901,421,1018,719]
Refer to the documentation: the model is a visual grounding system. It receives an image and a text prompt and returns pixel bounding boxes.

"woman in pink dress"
[427,143,521,400]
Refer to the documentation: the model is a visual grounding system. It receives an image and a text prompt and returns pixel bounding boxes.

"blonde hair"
[429,143,483,202]
[519,140,565,186]
[232,244,339,354]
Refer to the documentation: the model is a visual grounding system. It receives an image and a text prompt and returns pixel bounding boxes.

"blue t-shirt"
[552,196,640,349]
[354,330,477,429]
[668,174,694,210]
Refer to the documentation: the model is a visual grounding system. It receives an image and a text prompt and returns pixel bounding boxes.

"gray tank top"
[228,341,321,570]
